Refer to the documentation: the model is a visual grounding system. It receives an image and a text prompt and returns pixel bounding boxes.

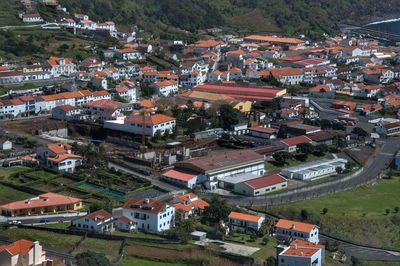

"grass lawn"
[25,170,58,180]
[73,238,122,261]
[265,154,328,173]
[122,257,187,266]
[0,227,81,252]
[0,183,34,204]
[261,176,400,250]
[35,222,71,230]
[0,166,32,179]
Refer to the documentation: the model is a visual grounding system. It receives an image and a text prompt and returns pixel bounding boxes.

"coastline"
[362,14,400,26]
[366,17,400,26]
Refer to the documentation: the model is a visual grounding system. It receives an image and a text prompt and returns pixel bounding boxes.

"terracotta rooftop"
[244,174,287,189]
[0,193,81,211]
[229,211,263,223]
[0,239,34,255]
[276,219,317,233]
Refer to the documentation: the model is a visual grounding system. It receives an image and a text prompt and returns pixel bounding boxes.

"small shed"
[191,231,207,241]
[1,140,12,151]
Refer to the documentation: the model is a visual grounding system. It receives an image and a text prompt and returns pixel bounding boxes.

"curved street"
[220,137,400,207]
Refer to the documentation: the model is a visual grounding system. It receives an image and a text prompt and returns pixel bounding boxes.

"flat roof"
[283,158,347,173]
[218,173,259,184]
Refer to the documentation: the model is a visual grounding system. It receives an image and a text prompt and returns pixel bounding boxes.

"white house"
[248,126,278,139]
[275,219,319,244]
[172,193,209,219]
[153,80,179,96]
[73,209,115,233]
[115,48,143,60]
[36,143,82,173]
[228,211,265,234]
[52,105,81,121]
[278,240,325,266]
[0,239,46,266]
[234,174,287,196]
[45,56,76,77]
[1,140,13,151]
[270,68,304,85]
[115,216,136,232]
[82,99,132,122]
[21,13,43,23]
[115,198,175,232]
[0,98,26,119]
[104,114,176,137]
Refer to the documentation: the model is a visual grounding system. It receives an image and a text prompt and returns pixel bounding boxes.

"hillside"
[2,0,400,38]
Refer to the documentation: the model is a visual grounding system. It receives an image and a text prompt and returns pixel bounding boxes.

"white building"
[51,105,81,121]
[278,240,325,266]
[114,198,175,232]
[1,140,12,151]
[0,239,46,266]
[104,114,176,137]
[275,219,319,244]
[0,99,26,119]
[153,80,179,96]
[82,99,132,122]
[73,209,115,233]
[228,211,265,234]
[21,13,43,23]
[45,56,76,77]
[36,143,82,173]
[375,120,400,136]
[281,158,348,180]
[114,48,143,60]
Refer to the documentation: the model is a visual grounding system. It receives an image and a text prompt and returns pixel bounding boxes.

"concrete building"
[275,219,319,244]
[51,105,81,121]
[82,99,132,122]
[281,158,348,180]
[0,192,83,217]
[174,149,265,190]
[0,239,46,266]
[153,80,179,96]
[234,174,288,196]
[115,198,175,232]
[277,240,325,266]
[73,209,115,233]
[228,211,265,234]
[375,120,400,136]
[248,126,278,139]
[104,114,176,137]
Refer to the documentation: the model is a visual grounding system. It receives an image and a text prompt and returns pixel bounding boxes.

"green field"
[0,227,81,252]
[26,170,58,180]
[0,183,34,204]
[0,166,31,178]
[122,257,186,266]
[263,176,400,249]
[73,238,122,261]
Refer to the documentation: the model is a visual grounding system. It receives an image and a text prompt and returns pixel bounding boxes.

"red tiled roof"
[244,174,287,189]
[0,193,81,211]
[123,198,167,214]
[162,169,197,182]
[87,209,112,222]
[126,114,175,125]
[83,99,127,110]
[229,211,262,223]
[276,219,316,233]
[281,135,311,147]
[56,105,78,111]
[0,239,33,255]
[47,153,82,163]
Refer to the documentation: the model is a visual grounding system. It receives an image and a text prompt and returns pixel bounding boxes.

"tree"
[300,209,309,220]
[322,208,328,215]
[201,196,231,225]
[265,256,276,266]
[351,256,362,266]
[314,144,329,156]
[320,119,332,129]
[395,207,400,213]
[297,143,314,155]
[336,167,343,174]
[273,151,292,166]
[76,251,110,266]
[219,104,244,130]
[386,209,390,215]
[352,127,368,140]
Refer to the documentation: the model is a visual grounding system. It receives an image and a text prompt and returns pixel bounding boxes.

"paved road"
[221,137,400,207]
[108,161,184,193]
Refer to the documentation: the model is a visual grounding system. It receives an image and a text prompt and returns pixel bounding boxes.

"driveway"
[195,239,260,256]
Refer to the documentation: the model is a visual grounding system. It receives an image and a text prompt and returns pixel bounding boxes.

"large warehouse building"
[281,158,348,180]
[174,149,265,190]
